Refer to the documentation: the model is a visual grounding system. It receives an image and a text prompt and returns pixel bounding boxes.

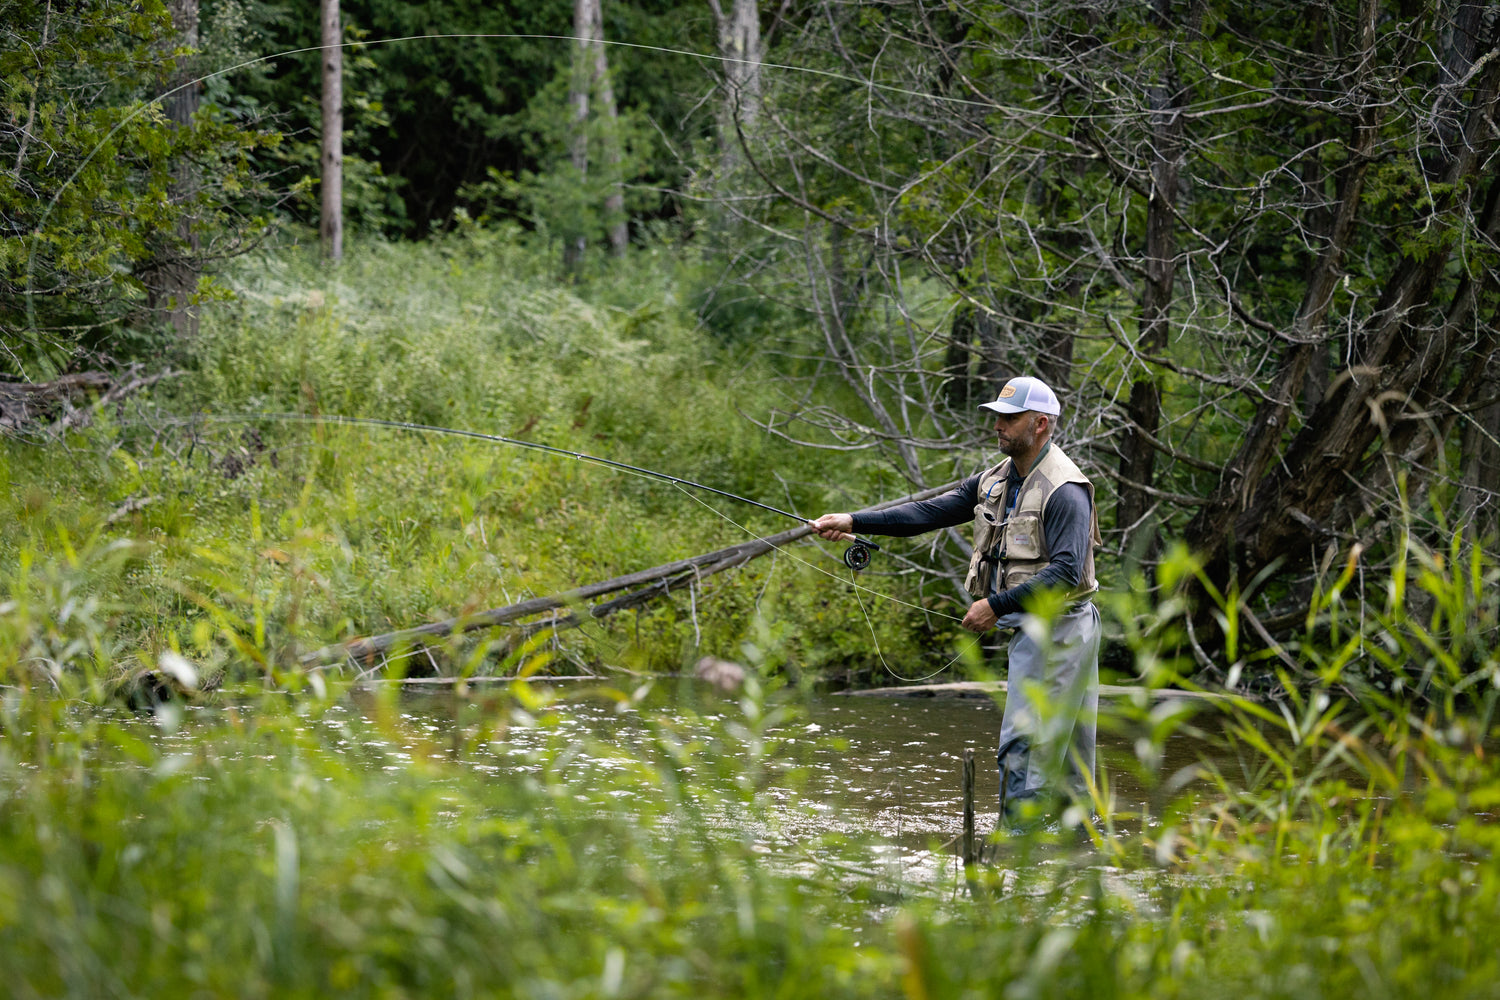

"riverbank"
[844,680,1243,701]
[2,234,959,691]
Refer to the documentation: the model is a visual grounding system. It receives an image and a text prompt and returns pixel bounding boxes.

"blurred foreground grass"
[3,630,1500,998]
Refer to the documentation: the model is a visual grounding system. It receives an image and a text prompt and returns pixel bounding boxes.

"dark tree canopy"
[229,0,717,236]
[710,0,1500,641]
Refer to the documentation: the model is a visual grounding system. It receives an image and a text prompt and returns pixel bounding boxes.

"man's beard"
[998,430,1033,456]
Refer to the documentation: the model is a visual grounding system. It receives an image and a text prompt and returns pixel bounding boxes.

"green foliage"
[203,0,411,235]
[0,663,891,996]
[9,229,1500,997]
[0,0,279,376]
[2,233,951,682]
[7,7,1500,993]
[459,65,658,252]
[5,479,1500,996]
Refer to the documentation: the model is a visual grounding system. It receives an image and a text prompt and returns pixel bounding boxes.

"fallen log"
[0,372,112,434]
[0,366,180,437]
[305,479,962,668]
[841,680,1247,702]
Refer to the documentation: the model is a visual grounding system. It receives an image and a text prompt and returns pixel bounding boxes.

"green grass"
[0,679,895,998]
[2,625,1500,998]
[2,229,945,685]
[5,232,1500,997]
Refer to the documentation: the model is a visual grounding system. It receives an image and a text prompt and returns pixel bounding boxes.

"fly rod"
[197,412,883,570]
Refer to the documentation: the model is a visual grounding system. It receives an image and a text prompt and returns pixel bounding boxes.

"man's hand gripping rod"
[807,513,880,571]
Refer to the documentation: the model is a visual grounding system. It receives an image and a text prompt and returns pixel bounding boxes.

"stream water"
[99,677,1236,899]
[383,680,1217,883]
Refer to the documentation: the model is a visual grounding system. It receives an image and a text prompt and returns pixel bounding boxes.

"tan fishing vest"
[963,443,1101,601]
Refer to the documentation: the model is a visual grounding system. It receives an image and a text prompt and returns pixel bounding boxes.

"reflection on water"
[128,679,1217,891]
[396,681,1213,854]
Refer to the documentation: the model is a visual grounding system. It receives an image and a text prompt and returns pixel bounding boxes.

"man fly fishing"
[810,376,1102,833]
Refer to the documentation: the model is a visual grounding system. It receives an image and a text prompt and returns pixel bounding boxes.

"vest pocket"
[1001,512,1043,560]
[1004,566,1037,590]
[972,503,1002,555]
[965,502,1003,597]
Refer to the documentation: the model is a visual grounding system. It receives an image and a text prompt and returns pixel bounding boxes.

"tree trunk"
[320,0,343,262]
[710,0,762,170]
[943,300,978,411]
[1298,116,1336,417]
[1116,0,1196,556]
[1035,322,1075,400]
[160,0,198,130]
[943,280,1003,411]
[563,0,596,273]
[1460,372,1500,542]
[150,0,200,339]
[590,0,628,256]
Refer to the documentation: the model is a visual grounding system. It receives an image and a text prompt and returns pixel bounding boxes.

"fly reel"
[841,538,881,572]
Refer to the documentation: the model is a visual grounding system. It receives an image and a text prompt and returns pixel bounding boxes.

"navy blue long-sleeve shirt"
[851,468,1093,617]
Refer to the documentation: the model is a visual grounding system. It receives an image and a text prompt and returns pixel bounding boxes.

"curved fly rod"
[197,412,883,570]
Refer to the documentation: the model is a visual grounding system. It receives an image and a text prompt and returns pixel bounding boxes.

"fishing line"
[187,411,928,649]
[180,410,982,679]
[664,481,984,683]
[191,410,881,556]
[848,566,970,684]
[172,407,984,680]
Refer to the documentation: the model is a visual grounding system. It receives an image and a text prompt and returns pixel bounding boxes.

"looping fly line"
[184,412,981,681]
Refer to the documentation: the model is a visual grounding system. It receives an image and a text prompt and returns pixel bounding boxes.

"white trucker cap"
[977,376,1061,416]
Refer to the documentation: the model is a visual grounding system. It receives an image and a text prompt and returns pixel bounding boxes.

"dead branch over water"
[307,480,962,669]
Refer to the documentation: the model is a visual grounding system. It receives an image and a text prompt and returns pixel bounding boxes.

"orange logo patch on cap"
[998,385,1016,398]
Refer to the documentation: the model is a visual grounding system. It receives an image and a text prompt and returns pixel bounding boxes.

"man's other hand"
[961,598,999,633]
[809,513,855,541]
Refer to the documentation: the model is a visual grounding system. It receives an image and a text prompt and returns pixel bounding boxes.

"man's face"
[993,410,1042,456]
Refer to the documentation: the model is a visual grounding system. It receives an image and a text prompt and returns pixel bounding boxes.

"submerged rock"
[694,656,746,692]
